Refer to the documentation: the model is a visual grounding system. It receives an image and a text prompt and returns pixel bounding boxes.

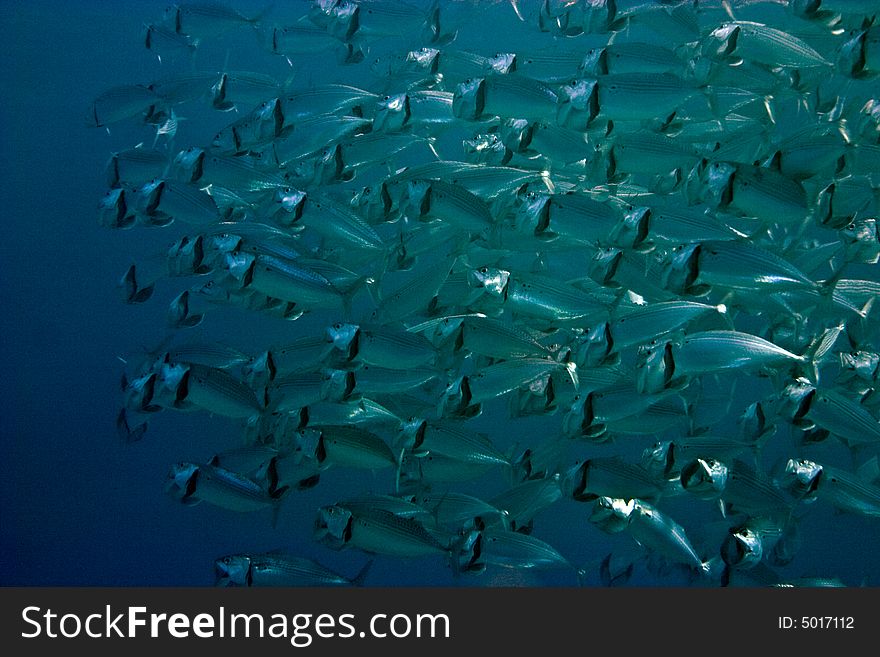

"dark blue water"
[2,0,879,588]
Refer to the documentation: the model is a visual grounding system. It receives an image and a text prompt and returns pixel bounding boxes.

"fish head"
[500,118,532,152]
[635,341,675,394]
[556,78,598,130]
[451,529,485,574]
[562,393,604,440]
[165,462,200,504]
[322,368,356,402]
[205,232,243,258]
[438,375,478,418]
[590,247,623,287]
[661,243,703,295]
[488,52,517,75]
[408,47,440,72]
[223,251,256,285]
[401,180,432,219]
[702,161,736,209]
[703,23,741,62]
[560,459,597,500]
[211,124,240,153]
[777,378,816,428]
[98,188,136,229]
[841,217,880,257]
[779,458,823,500]
[514,191,551,234]
[721,525,763,569]
[838,351,880,383]
[272,187,307,225]
[579,47,608,76]
[467,266,510,299]
[155,362,188,405]
[856,98,880,141]
[374,93,411,133]
[365,182,397,222]
[463,133,510,165]
[680,458,728,499]
[314,504,354,549]
[737,401,775,443]
[326,322,359,356]
[307,143,346,185]
[123,372,160,413]
[397,417,427,452]
[642,441,675,481]
[295,428,325,464]
[452,77,486,120]
[325,1,358,41]
[134,178,164,216]
[214,555,252,586]
[614,206,651,251]
[243,350,275,388]
[575,322,614,368]
[589,497,635,534]
[171,147,205,183]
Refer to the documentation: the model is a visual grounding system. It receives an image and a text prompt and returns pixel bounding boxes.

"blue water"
[2,0,879,588]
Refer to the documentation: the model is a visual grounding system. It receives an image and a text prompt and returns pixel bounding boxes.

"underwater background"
[2,0,880,587]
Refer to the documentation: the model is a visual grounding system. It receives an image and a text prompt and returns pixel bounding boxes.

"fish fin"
[797,322,845,384]
[508,0,524,21]
[855,455,880,485]
[269,487,289,529]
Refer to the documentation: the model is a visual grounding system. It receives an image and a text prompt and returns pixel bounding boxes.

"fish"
[215,553,372,587]
[702,21,833,70]
[460,527,574,573]
[89,84,162,128]
[453,74,559,122]
[106,147,170,188]
[167,2,268,39]
[590,497,712,574]
[663,330,814,380]
[563,457,666,503]
[680,458,794,516]
[314,505,452,557]
[780,459,880,517]
[166,461,288,514]
[315,424,398,470]
[173,362,265,418]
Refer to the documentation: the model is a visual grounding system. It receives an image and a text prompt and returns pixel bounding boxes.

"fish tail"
[393,447,407,494]
[116,408,149,443]
[350,559,373,587]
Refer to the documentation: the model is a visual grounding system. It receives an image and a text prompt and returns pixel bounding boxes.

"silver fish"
[215,553,372,587]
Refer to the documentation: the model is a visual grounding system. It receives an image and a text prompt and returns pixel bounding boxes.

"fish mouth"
[680,458,727,498]
[721,526,762,569]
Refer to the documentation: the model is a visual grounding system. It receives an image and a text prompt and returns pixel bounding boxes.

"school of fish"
[94,0,880,587]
